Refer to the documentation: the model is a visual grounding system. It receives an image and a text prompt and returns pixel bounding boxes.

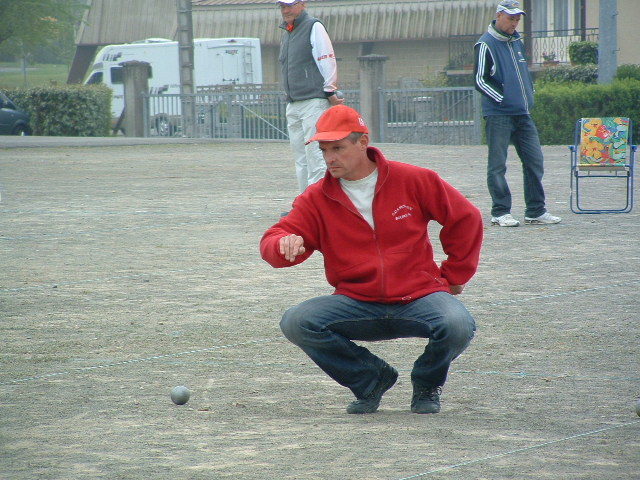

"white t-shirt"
[340,169,378,228]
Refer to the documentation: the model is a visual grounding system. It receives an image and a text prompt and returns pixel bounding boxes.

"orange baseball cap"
[306,105,369,144]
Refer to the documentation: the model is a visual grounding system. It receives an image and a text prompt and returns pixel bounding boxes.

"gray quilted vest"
[279,10,327,103]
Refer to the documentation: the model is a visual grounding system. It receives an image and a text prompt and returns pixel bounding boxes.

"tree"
[0,0,85,60]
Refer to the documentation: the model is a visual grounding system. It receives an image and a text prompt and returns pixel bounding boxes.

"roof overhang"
[76,0,496,46]
[193,0,496,45]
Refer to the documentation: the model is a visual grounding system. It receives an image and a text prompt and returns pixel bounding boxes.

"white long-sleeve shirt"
[310,22,338,93]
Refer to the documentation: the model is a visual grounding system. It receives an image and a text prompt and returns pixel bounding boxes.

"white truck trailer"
[84,37,262,131]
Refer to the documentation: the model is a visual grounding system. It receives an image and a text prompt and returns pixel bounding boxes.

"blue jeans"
[280,293,476,399]
[485,114,547,218]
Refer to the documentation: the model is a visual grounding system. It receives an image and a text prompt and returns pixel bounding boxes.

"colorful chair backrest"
[579,117,630,167]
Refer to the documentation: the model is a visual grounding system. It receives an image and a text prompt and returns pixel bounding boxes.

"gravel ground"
[1,138,638,479]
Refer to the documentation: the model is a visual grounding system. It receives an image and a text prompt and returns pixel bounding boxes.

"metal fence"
[143,88,289,139]
[529,28,599,64]
[143,86,482,145]
[381,87,481,145]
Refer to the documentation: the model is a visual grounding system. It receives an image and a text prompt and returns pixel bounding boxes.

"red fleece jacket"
[260,147,483,303]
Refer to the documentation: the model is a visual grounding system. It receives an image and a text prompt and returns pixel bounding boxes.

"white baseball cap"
[277,0,303,5]
[496,0,526,15]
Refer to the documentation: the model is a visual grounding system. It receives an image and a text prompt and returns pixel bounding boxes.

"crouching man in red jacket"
[260,105,483,414]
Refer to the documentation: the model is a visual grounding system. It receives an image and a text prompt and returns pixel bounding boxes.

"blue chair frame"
[569,117,636,214]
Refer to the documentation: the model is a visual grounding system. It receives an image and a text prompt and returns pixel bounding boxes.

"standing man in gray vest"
[474,0,561,227]
[278,0,344,193]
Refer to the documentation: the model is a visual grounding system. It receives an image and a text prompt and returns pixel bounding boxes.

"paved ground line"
[395,420,640,479]
[0,338,282,386]
[488,279,640,306]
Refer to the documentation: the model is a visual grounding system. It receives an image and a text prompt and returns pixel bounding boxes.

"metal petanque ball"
[170,386,191,405]
[636,398,640,417]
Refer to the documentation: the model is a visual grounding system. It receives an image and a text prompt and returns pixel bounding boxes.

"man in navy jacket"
[474,0,561,227]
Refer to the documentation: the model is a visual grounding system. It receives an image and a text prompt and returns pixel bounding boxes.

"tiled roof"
[77,0,496,46]
[192,1,496,45]
[192,0,321,4]
[192,0,426,4]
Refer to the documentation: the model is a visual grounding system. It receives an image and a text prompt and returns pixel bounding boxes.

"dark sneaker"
[346,365,398,414]
[411,386,442,414]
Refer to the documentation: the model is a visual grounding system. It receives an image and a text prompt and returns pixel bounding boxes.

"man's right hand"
[279,234,306,262]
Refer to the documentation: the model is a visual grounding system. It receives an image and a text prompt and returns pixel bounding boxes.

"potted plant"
[542,52,559,67]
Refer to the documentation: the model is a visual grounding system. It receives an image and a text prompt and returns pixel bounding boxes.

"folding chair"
[569,117,636,213]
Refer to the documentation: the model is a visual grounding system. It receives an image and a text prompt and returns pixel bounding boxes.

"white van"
[84,37,262,125]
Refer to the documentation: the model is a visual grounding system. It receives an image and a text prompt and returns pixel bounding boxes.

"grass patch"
[0,62,70,89]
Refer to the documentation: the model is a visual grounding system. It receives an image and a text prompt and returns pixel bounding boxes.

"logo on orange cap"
[306,105,369,144]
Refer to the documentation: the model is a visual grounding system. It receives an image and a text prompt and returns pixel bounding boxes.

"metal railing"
[447,28,599,70]
[528,28,598,64]
[143,86,482,145]
[143,89,289,139]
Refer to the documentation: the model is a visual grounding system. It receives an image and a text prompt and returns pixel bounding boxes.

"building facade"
[69,0,639,86]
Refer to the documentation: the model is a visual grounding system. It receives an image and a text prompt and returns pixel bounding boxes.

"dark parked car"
[0,92,31,135]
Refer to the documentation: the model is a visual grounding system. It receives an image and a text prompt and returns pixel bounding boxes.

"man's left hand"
[450,285,465,295]
[328,95,344,106]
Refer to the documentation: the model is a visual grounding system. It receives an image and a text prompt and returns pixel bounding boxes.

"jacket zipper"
[508,40,529,113]
[336,200,385,299]
[324,159,388,299]
[372,230,386,300]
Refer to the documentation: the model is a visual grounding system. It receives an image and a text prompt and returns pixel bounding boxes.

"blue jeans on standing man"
[280,292,476,399]
[485,114,547,218]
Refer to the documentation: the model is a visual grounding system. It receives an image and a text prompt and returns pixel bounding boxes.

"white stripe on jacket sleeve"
[475,43,503,103]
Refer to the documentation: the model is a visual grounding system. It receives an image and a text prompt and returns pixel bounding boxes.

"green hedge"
[0,85,112,136]
[532,79,640,144]
[568,41,598,65]
[535,64,598,85]
[615,64,640,81]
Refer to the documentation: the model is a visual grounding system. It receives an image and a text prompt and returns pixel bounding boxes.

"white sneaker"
[524,212,561,224]
[491,213,520,227]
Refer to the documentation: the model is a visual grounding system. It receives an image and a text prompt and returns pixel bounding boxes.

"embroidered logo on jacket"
[392,204,414,221]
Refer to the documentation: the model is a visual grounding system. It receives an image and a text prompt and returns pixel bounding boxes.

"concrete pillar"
[522,0,532,65]
[176,0,196,137]
[598,0,618,84]
[358,54,388,142]
[120,60,151,137]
